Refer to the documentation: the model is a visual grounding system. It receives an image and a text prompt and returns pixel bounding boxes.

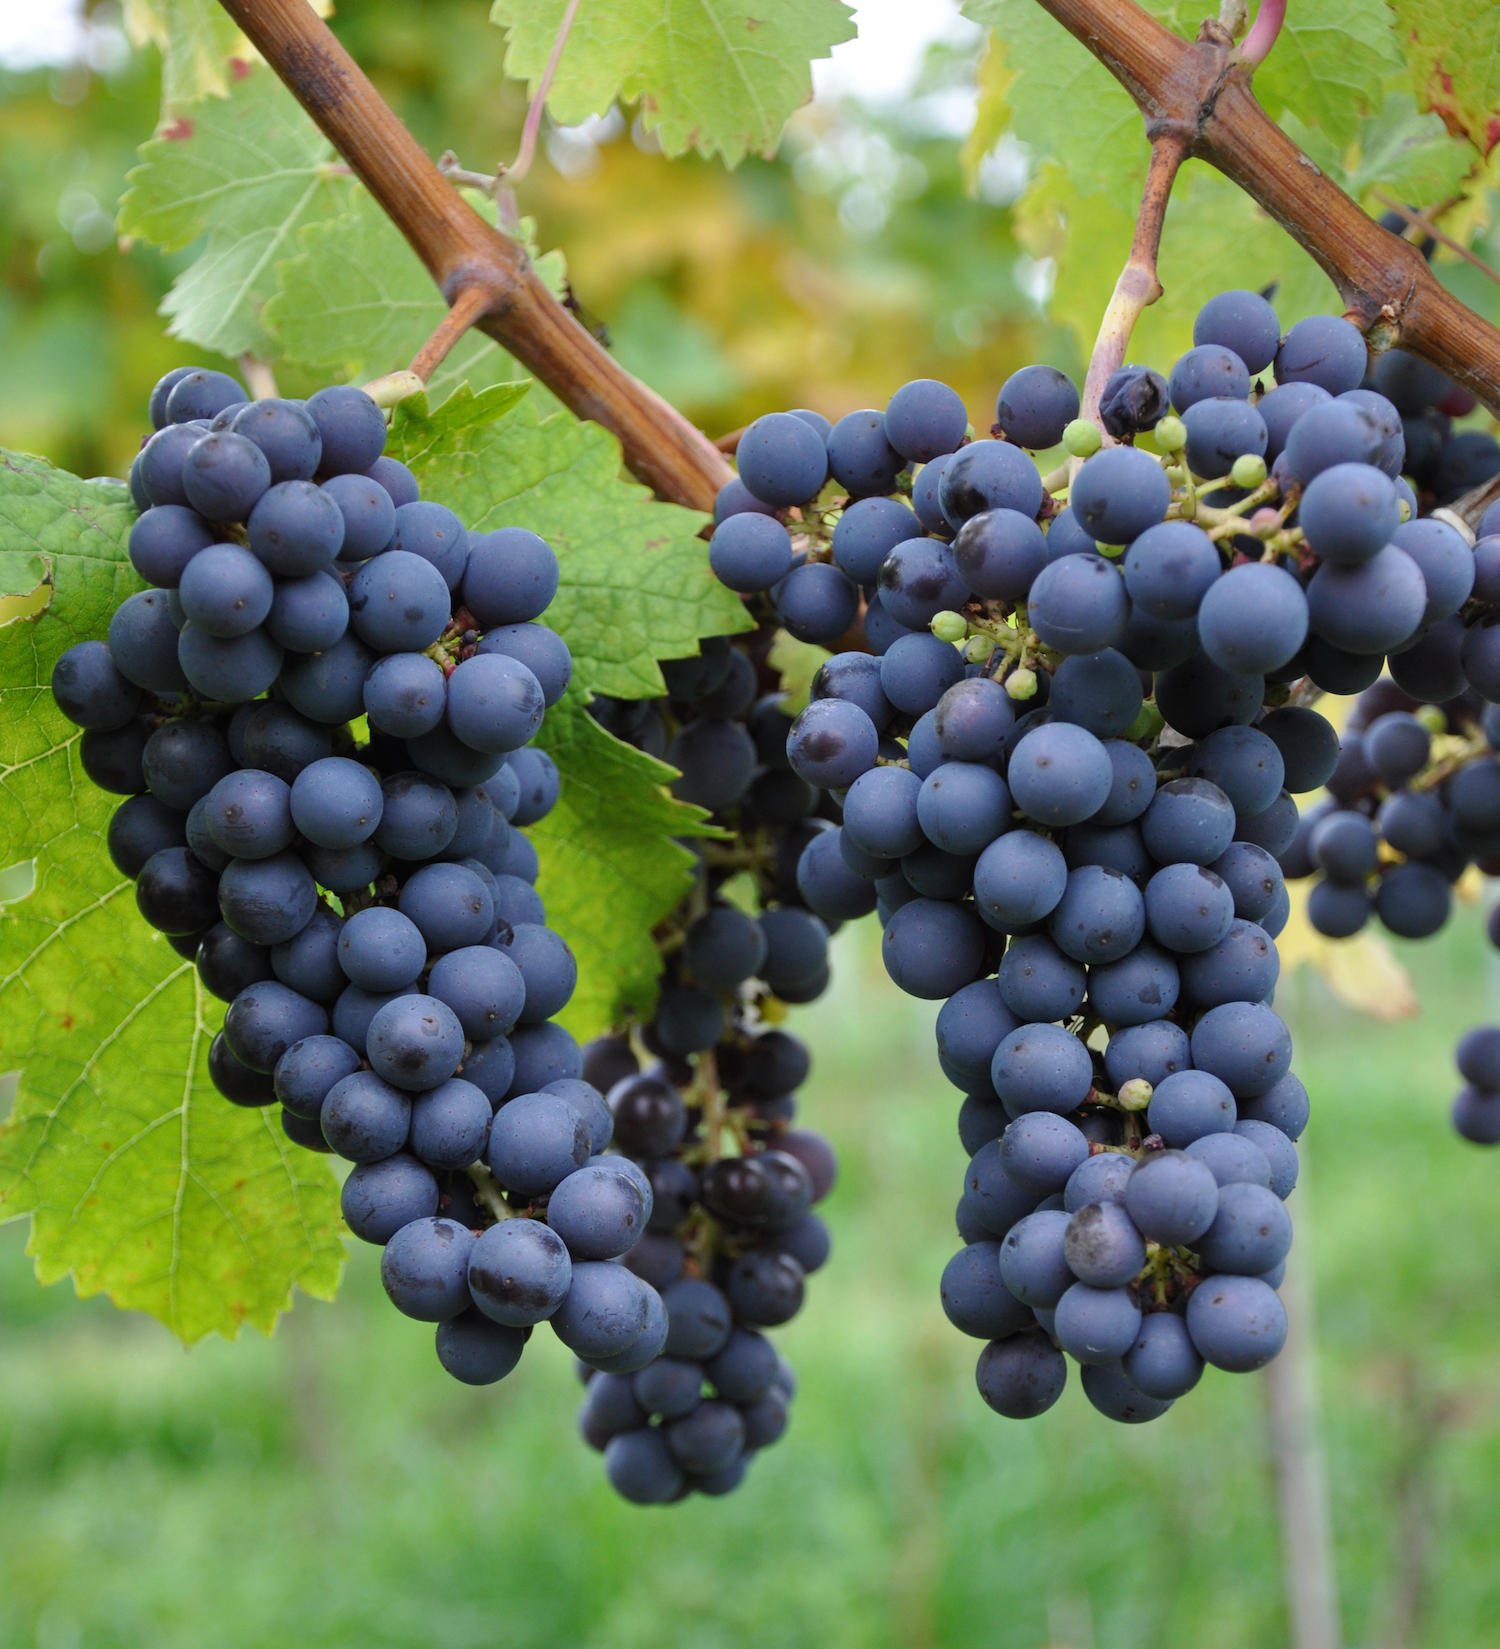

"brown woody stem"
[215,0,732,510]
[1080,134,1188,433]
[1030,0,1500,416]
[408,286,495,381]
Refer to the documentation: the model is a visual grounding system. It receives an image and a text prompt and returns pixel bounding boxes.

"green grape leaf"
[0,450,344,1344]
[1389,0,1500,157]
[117,64,357,360]
[121,0,244,111]
[1251,0,1402,147]
[389,384,751,700]
[265,186,566,397]
[960,0,1144,196]
[488,0,856,166]
[529,693,722,1039]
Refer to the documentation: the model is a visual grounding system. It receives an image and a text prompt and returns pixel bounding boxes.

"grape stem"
[465,1162,516,1223]
[408,286,496,383]
[1234,0,1285,69]
[500,0,583,189]
[1078,134,1190,445]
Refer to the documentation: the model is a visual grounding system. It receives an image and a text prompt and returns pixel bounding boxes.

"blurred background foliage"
[0,0,1067,482]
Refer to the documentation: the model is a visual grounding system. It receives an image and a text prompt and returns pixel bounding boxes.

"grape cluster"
[719,292,1480,1422]
[1452,1025,1500,1144]
[1280,678,1500,940]
[570,1026,834,1502]
[48,365,674,1392]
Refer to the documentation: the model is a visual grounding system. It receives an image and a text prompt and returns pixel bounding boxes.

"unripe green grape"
[964,633,996,663]
[1005,667,1038,701]
[1063,419,1102,459]
[1231,453,1268,489]
[1155,415,1187,452]
[1119,1078,1153,1111]
[930,610,969,644]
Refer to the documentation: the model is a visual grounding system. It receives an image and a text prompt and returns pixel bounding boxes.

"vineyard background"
[3,0,1500,1643]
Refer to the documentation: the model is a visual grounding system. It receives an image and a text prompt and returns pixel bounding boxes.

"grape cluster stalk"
[705,275,1500,1424]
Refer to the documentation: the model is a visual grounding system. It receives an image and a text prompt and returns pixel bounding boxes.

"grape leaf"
[959,32,1017,194]
[960,0,1144,196]
[0,450,344,1343]
[1389,0,1500,157]
[1251,0,1402,148]
[121,0,244,111]
[488,0,856,166]
[117,64,357,360]
[389,384,751,700]
[265,185,568,397]
[1283,93,1480,210]
[529,693,721,1038]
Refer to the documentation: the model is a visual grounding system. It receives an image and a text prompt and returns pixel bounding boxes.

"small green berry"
[1156,416,1187,452]
[964,633,996,663]
[1232,453,1268,489]
[1118,1078,1153,1112]
[931,611,969,644]
[1005,667,1038,701]
[1415,705,1447,735]
[1097,542,1125,560]
[1063,419,1103,459]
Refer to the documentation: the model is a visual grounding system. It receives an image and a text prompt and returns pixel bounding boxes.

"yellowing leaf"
[959,32,1016,195]
[1389,0,1500,157]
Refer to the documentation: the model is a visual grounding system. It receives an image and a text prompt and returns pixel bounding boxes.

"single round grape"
[735,412,829,507]
[774,561,860,645]
[1049,648,1143,739]
[1027,553,1130,656]
[974,1329,1067,1418]
[166,369,246,425]
[1193,289,1280,373]
[1169,343,1251,412]
[881,897,986,1000]
[319,1067,411,1162]
[826,408,902,498]
[305,384,387,475]
[1192,1001,1293,1098]
[1069,446,1171,544]
[273,1033,362,1121]
[265,570,348,654]
[340,1153,439,1244]
[886,377,969,461]
[217,851,317,946]
[461,528,559,627]
[321,471,396,563]
[223,978,328,1073]
[1186,1272,1287,1371]
[108,588,190,694]
[203,768,295,860]
[994,365,1079,449]
[366,993,466,1093]
[1198,562,1308,677]
[349,549,451,653]
[992,1023,1094,1116]
[973,829,1069,932]
[108,794,187,880]
[1274,314,1367,396]
[127,505,216,589]
[938,439,1044,525]
[135,845,220,936]
[1007,721,1114,827]
[879,631,966,718]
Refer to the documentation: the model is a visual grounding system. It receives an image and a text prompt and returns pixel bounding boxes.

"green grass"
[1,916,1499,1649]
